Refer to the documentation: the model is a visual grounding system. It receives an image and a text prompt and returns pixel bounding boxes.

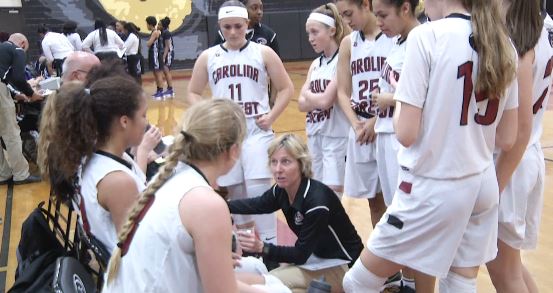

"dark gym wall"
[15,0,327,69]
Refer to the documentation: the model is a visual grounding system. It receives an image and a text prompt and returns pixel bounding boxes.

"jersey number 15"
[458,61,499,126]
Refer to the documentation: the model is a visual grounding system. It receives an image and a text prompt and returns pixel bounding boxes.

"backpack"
[8,202,64,292]
[8,201,97,293]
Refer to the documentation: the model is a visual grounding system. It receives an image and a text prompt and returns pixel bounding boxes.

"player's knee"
[439,271,477,293]
[342,260,385,293]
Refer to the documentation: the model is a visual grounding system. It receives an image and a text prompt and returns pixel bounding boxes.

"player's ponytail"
[464,0,516,98]
[106,99,247,285]
[505,0,542,57]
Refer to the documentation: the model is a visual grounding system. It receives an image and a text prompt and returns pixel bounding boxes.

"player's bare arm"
[186,51,210,105]
[258,45,293,129]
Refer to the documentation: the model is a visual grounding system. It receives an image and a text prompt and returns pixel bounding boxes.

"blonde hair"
[106,99,246,284]
[312,3,351,45]
[267,133,313,178]
[463,0,517,98]
[38,91,59,179]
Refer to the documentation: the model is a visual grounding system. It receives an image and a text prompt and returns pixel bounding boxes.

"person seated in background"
[228,133,363,292]
[61,51,100,83]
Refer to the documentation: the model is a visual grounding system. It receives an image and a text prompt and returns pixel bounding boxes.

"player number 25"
[458,61,499,126]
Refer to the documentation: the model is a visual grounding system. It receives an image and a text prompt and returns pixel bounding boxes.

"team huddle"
[30,0,552,292]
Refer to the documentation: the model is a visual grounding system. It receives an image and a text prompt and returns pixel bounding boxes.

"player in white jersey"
[372,0,419,207]
[487,1,552,292]
[342,0,519,292]
[370,1,421,291]
[298,3,350,194]
[335,0,394,226]
[105,99,281,293]
[187,0,293,245]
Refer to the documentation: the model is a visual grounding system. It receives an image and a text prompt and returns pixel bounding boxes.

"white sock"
[439,271,476,293]
[343,260,386,293]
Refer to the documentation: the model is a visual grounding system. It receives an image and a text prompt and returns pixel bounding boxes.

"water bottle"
[307,276,331,293]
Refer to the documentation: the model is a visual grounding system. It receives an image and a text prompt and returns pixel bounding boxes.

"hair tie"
[84,88,90,95]
[181,130,194,141]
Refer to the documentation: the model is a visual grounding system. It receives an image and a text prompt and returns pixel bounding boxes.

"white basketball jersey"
[207,41,270,118]
[103,163,211,293]
[375,36,407,133]
[350,31,394,119]
[395,15,518,179]
[305,52,350,137]
[529,26,553,146]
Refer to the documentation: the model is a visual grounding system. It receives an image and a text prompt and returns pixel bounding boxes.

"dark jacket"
[228,177,363,266]
[0,41,34,96]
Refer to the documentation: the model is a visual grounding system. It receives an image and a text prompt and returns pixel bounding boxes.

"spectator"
[62,21,83,51]
[38,24,75,76]
[82,19,125,61]
[0,33,43,185]
[122,22,143,84]
[61,51,101,83]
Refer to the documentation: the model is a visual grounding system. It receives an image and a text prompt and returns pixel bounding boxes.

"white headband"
[307,12,336,28]
[218,6,249,20]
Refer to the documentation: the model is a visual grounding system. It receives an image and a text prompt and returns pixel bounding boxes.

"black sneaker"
[14,174,41,185]
[399,283,416,293]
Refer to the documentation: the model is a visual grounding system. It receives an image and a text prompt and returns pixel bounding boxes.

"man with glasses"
[61,51,101,83]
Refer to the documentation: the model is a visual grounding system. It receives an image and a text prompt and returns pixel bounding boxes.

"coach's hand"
[237,230,263,254]
[255,113,273,131]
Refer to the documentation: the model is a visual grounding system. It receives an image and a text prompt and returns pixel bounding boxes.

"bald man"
[61,51,101,83]
[0,33,42,184]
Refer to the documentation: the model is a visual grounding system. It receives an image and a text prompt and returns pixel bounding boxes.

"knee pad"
[439,271,476,293]
[342,260,385,293]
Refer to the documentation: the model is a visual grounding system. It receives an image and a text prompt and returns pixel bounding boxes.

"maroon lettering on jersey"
[213,64,260,84]
[351,56,386,76]
[310,79,331,93]
[306,108,332,123]
[238,101,261,116]
[380,63,400,84]
[544,56,553,78]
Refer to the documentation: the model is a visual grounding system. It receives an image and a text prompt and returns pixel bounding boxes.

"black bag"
[8,202,97,293]
[8,203,65,292]
[52,257,97,293]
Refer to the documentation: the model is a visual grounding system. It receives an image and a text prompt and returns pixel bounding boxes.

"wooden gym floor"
[0,61,552,292]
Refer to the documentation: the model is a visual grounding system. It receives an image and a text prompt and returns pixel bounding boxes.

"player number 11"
[229,83,242,101]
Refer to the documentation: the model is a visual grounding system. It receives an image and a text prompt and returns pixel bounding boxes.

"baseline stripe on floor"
[0,183,13,293]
